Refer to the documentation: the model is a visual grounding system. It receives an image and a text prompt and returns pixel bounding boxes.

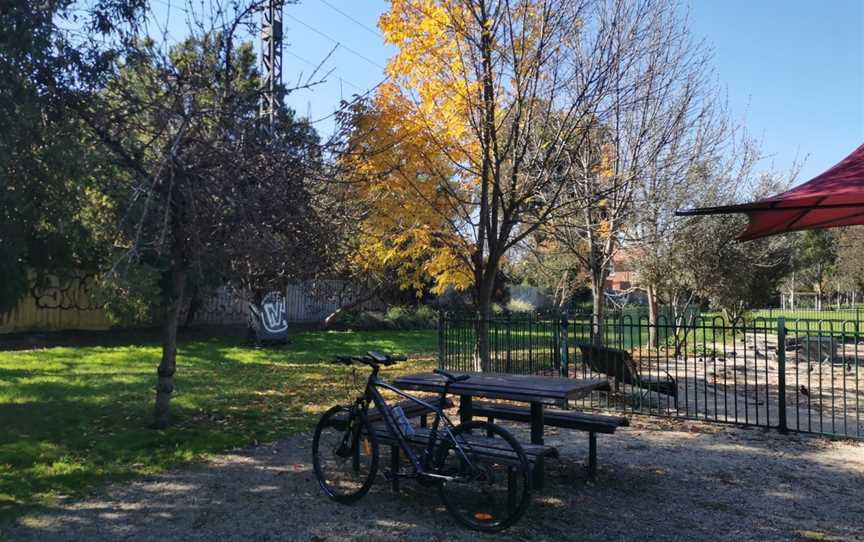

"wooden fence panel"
[1,274,383,333]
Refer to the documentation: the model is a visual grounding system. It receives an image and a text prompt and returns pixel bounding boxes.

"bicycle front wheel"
[312,405,378,503]
[435,421,531,532]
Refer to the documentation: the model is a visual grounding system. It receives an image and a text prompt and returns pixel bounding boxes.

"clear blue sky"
[151,0,863,184]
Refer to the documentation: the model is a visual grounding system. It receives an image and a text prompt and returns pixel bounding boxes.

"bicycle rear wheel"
[435,421,531,532]
[312,405,378,503]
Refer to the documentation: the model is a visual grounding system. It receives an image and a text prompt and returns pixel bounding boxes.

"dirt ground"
[582,336,864,438]
[5,414,863,542]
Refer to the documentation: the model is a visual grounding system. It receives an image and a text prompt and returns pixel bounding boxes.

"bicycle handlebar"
[332,351,406,367]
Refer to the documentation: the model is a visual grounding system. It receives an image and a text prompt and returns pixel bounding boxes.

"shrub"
[365,311,397,330]
[331,306,439,331]
[385,306,412,329]
[506,299,535,313]
[414,305,438,327]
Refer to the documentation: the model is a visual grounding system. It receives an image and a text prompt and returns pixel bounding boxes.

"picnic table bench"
[393,372,613,488]
[576,342,678,407]
[469,401,628,477]
[365,395,557,492]
[366,423,559,491]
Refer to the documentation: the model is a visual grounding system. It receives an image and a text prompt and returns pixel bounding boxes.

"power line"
[283,49,364,92]
[317,0,383,39]
[151,0,386,128]
[308,75,389,125]
[284,13,387,71]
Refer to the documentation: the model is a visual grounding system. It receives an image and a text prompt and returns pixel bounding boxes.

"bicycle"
[311,351,532,532]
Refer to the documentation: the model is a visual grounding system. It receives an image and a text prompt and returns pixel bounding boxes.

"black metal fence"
[438,312,863,440]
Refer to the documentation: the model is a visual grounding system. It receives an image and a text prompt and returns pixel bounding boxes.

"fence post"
[437,310,445,369]
[505,312,512,373]
[560,312,569,379]
[776,317,788,434]
[552,313,560,373]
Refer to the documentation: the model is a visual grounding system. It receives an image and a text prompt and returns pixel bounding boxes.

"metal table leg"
[391,445,400,492]
[530,401,545,489]
[459,394,473,425]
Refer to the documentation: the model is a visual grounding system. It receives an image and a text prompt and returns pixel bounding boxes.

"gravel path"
[5,415,863,542]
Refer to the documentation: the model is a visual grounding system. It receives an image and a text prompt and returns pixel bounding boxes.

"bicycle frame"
[353,364,476,480]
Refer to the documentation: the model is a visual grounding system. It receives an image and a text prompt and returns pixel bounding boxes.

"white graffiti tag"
[261,292,288,333]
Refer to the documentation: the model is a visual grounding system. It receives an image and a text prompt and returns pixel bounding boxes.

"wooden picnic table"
[392,371,609,488]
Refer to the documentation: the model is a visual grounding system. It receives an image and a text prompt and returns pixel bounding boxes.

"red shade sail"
[678,144,864,240]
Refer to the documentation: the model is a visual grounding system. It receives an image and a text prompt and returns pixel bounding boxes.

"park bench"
[469,400,628,477]
[575,342,678,408]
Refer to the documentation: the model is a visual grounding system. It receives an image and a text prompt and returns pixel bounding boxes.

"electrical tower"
[260,0,283,130]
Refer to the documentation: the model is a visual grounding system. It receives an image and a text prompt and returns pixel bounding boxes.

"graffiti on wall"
[30,274,104,311]
[1,272,111,333]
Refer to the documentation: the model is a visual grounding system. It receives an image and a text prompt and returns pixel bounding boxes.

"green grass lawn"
[0,329,437,523]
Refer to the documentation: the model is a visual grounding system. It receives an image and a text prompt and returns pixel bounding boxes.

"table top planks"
[392,371,609,404]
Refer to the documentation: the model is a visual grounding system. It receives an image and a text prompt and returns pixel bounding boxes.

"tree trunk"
[154,264,186,429]
[182,283,200,328]
[472,1,496,374]
[554,269,571,309]
[790,274,796,310]
[473,273,495,372]
[816,283,822,311]
[647,284,660,348]
[154,188,188,430]
[590,273,605,346]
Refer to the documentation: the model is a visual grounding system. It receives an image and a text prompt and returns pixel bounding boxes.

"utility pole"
[260,0,283,131]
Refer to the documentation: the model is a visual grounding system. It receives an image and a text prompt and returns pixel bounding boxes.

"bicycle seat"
[367,351,389,363]
[367,351,407,365]
[433,368,470,383]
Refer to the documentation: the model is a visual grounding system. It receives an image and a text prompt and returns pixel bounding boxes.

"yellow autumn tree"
[338,84,472,296]
[342,0,602,368]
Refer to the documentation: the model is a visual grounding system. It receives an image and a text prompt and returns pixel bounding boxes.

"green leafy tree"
[686,214,793,322]
[0,0,143,312]
[794,230,838,310]
[832,226,864,302]
[87,21,330,427]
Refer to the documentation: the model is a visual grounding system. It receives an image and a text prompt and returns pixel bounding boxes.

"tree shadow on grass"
[0,327,438,358]
[0,326,249,352]
[0,341,434,527]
